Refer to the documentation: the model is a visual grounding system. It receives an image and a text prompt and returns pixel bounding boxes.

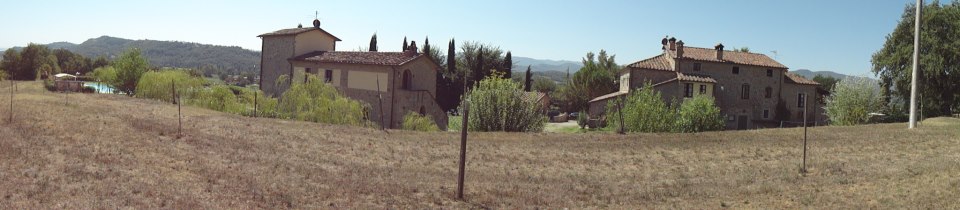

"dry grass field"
[0,81,958,209]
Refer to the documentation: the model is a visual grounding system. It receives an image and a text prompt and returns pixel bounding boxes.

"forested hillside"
[15,36,260,76]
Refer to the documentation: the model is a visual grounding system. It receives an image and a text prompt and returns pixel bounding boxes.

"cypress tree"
[447,39,456,75]
[369,33,378,52]
[503,51,513,79]
[472,46,484,87]
[423,37,430,55]
[402,37,408,51]
[524,65,532,92]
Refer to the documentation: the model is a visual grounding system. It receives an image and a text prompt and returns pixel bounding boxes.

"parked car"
[569,112,579,119]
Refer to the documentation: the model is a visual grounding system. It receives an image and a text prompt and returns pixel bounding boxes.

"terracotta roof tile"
[257,27,342,41]
[589,91,628,103]
[785,72,819,85]
[668,47,787,69]
[626,54,672,71]
[677,72,717,83]
[291,51,422,66]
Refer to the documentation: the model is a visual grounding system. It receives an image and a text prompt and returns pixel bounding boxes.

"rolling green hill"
[16,36,261,75]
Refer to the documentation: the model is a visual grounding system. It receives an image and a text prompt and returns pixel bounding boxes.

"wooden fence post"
[802,96,809,173]
[376,76,385,131]
[173,80,182,138]
[253,90,258,117]
[457,98,469,200]
[457,77,469,200]
[617,96,625,134]
[8,80,13,123]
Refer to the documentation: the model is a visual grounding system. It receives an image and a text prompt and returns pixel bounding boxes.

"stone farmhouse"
[258,19,448,130]
[588,37,824,130]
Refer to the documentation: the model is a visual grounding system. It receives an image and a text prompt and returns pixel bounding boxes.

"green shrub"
[608,82,676,133]
[112,48,150,95]
[466,73,546,132]
[674,94,724,132]
[607,82,724,133]
[187,85,246,113]
[90,66,117,87]
[135,70,205,103]
[577,110,588,129]
[825,76,884,125]
[277,76,370,127]
[401,112,440,131]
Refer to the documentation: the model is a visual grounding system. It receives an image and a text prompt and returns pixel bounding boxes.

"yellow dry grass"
[0,81,958,209]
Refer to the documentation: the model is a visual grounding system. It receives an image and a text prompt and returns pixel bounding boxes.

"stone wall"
[675,58,787,129]
[260,36,295,96]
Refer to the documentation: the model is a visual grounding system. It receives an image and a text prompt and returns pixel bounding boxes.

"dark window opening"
[732,66,740,74]
[764,87,772,98]
[693,63,702,71]
[684,83,693,98]
[699,84,707,94]
[763,109,770,119]
[401,70,413,90]
[741,84,750,99]
[766,69,773,77]
[419,106,426,116]
[324,69,333,83]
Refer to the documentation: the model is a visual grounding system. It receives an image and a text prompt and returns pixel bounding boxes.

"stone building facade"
[259,19,448,130]
[589,37,823,130]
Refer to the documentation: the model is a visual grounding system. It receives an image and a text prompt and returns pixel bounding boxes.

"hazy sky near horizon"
[1,0,918,76]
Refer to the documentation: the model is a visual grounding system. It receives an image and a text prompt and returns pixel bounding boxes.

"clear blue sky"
[1,0,917,76]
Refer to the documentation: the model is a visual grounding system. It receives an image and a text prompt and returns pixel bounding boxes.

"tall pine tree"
[503,51,513,79]
[402,37,408,51]
[369,33,378,52]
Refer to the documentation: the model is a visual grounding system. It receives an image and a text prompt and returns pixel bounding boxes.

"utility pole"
[909,0,922,129]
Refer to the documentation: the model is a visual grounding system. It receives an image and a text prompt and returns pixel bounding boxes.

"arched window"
[401,70,412,90]
[764,86,772,98]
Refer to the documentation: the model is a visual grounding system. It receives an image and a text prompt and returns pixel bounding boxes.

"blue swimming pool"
[84,82,116,94]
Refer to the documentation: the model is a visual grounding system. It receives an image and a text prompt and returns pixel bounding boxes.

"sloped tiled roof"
[677,72,717,83]
[626,54,672,71]
[257,27,343,41]
[589,91,628,103]
[784,72,820,85]
[668,47,787,69]
[291,51,423,66]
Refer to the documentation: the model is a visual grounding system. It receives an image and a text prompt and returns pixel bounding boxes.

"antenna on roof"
[315,11,318,19]
[770,50,778,60]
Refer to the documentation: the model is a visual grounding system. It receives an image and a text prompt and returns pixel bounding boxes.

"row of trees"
[1,44,109,80]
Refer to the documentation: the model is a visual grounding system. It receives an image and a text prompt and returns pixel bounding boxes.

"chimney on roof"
[676,40,685,58]
[661,36,669,50]
[668,37,677,50]
[715,43,725,60]
[405,41,419,56]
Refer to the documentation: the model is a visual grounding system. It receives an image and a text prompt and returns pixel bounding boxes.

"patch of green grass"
[447,115,462,131]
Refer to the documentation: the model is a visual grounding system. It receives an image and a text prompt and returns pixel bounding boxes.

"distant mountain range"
[791,69,854,79]
[12,36,260,75]
[513,56,582,73]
